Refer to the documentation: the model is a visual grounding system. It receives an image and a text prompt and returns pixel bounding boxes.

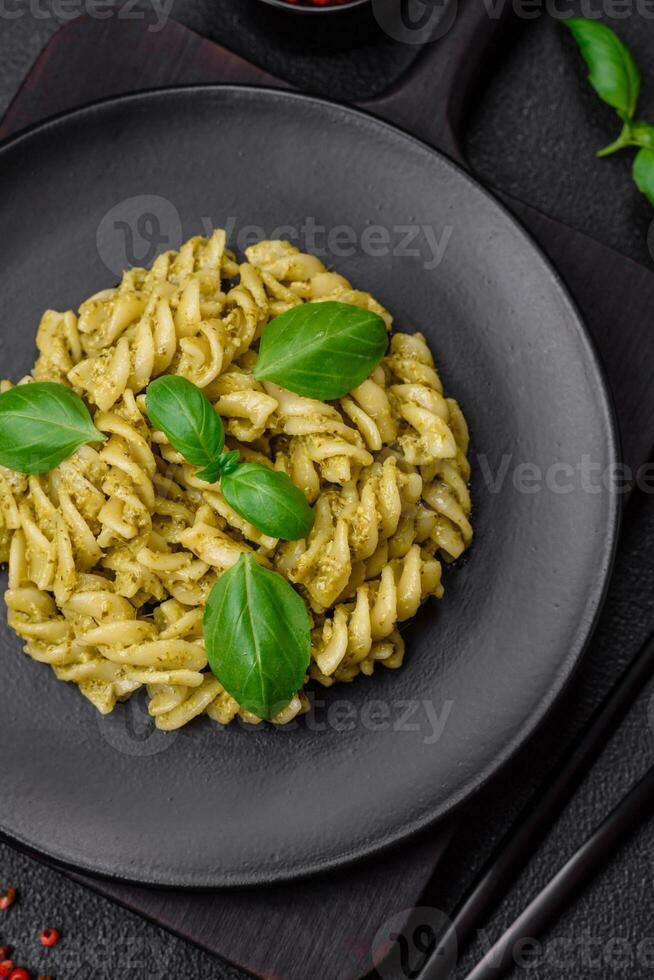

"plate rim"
[0,84,622,887]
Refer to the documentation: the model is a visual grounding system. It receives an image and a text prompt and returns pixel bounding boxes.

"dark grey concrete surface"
[1,3,654,978]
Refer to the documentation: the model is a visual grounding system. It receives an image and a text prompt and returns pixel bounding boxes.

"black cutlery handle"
[413,630,654,980]
[463,762,654,980]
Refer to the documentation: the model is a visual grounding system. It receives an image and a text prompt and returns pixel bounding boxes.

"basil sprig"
[204,553,311,720]
[0,381,105,474]
[565,18,654,205]
[145,377,314,541]
[253,301,388,400]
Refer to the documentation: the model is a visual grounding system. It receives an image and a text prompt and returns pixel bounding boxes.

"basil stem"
[197,450,240,485]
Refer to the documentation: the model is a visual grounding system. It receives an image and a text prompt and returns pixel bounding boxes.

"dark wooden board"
[2,827,451,980]
[72,835,454,980]
[3,11,654,980]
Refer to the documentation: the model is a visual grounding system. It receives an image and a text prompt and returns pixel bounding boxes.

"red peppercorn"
[0,962,13,979]
[39,929,60,949]
[8,970,30,980]
[0,889,16,910]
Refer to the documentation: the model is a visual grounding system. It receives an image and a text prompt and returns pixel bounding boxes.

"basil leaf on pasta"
[221,463,315,540]
[204,554,311,720]
[0,381,105,474]
[253,301,388,400]
[146,376,224,469]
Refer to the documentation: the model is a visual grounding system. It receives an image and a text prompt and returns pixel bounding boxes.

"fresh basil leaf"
[0,381,104,474]
[564,19,640,120]
[253,301,388,400]
[633,147,654,206]
[221,463,315,540]
[204,553,311,720]
[146,376,224,471]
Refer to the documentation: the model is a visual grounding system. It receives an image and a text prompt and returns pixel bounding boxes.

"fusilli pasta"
[0,231,472,729]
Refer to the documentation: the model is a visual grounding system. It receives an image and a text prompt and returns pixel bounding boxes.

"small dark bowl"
[255,0,370,14]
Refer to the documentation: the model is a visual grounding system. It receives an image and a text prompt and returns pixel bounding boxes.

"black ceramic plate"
[0,87,619,887]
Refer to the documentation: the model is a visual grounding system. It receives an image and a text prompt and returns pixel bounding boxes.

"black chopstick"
[462,762,654,980]
[415,629,654,980]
